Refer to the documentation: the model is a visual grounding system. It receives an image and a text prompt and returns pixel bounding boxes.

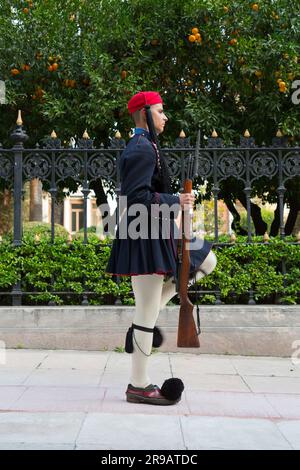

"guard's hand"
[179,193,195,209]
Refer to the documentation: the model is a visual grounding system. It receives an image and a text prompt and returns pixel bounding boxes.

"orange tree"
[0,0,300,232]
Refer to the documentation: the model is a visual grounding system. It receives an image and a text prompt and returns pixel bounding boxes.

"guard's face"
[150,103,168,135]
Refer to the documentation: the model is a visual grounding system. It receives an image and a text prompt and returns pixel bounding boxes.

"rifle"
[176,130,201,347]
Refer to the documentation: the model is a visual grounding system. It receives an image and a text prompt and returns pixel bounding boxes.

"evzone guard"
[106,91,217,405]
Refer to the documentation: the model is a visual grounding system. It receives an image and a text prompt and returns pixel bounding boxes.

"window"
[71,201,84,233]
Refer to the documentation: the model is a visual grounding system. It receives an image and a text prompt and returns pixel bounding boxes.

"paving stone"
[243,376,300,394]
[0,412,85,444]
[276,420,300,450]
[181,416,292,450]
[77,413,185,450]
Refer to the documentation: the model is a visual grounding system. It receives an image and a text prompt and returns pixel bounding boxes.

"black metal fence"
[0,116,300,306]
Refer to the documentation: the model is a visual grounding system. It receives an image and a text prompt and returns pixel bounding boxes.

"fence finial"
[115,130,121,139]
[263,232,270,243]
[276,129,283,137]
[179,129,186,138]
[83,129,90,139]
[212,129,218,138]
[244,129,251,138]
[51,130,57,139]
[296,231,300,243]
[230,232,236,243]
[16,110,23,126]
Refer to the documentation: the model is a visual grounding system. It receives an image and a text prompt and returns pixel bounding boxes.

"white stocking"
[159,250,217,310]
[130,274,164,388]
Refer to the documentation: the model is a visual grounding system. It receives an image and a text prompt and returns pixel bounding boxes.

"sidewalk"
[0,349,300,450]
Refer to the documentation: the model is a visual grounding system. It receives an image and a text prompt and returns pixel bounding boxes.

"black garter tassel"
[125,326,134,353]
[125,326,164,353]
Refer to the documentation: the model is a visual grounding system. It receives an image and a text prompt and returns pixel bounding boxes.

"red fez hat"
[127,91,163,114]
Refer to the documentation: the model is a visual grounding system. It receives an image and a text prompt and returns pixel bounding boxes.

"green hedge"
[0,234,299,305]
[196,235,300,305]
[0,234,133,306]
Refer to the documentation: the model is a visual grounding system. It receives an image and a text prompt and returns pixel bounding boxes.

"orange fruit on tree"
[252,3,259,11]
[188,35,196,43]
[121,70,127,80]
[52,62,58,71]
[23,7,29,14]
[11,68,20,75]
[195,33,202,41]
[279,81,286,88]
[255,70,262,78]
[48,64,54,72]
[191,27,199,35]
[35,87,45,98]
[229,38,237,46]
[223,6,229,13]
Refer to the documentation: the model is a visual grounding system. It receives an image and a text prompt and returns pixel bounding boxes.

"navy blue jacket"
[106,132,211,278]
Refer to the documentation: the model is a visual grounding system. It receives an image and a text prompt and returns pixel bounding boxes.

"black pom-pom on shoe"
[160,378,184,402]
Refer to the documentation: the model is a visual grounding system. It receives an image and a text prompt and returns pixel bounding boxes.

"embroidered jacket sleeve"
[121,139,180,216]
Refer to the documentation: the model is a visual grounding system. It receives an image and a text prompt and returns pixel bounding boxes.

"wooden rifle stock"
[177,179,200,348]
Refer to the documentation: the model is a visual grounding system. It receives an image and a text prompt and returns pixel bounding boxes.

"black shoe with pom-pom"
[126,378,184,406]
